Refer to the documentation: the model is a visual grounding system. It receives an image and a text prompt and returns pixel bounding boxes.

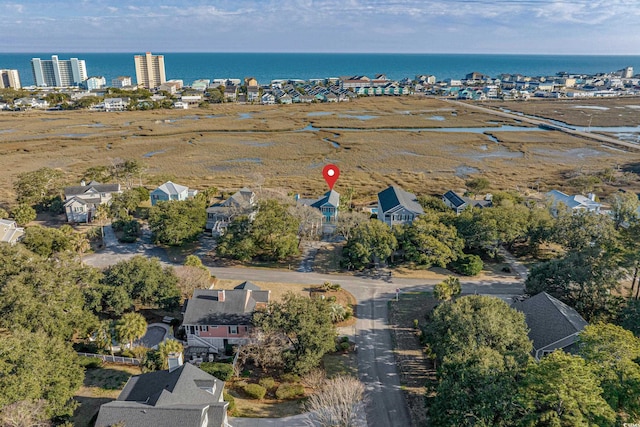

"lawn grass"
[72,363,142,427]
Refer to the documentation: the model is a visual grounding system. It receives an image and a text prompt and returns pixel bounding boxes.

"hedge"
[199,362,234,381]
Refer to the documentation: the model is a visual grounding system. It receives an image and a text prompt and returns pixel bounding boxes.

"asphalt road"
[84,242,524,427]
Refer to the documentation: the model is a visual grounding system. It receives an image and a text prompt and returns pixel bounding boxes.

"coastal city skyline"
[2,0,640,55]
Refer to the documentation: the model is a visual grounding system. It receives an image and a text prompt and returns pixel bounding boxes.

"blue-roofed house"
[151,181,198,206]
[298,190,340,223]
[546,190,602,216]
[377,186,424,227]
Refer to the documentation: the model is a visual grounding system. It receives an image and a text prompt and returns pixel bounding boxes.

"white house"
[150,181,197,206]
[546,190,603,216]
[63,181,122,223]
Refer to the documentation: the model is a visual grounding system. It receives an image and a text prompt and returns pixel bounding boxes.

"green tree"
[578,323,640,422]
[215,216,256,261]
[253,293,336,374]
[425,296,532,426]
[424,295,532,363]
[250,199,300,261]
[184,254,206,270]
[465,176,490,194]
[610,191,640,229]
[0,329,84,420]
[396,212,463,267]
[157,340,184,370]
[13,167,64,208]
[341,220,397,270]
[0,249,97,340]
[115,312,147,349]
[109,188,145,220]
[517,351,616,427]
[95,320,116,356]
[0,208,8,219]
[433,276,461,301]
[552,210,619,253]
[100,256,180,314]
[619,300,640,336]
[448,253,483,276]
[428,347,523,427]
[11,204,36,226]
[21,226,72,258]
[148,198,207,246]
[525,249,624,321]
[417,195,450,213]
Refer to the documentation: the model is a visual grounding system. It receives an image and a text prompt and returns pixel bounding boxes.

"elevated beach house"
[151,181,198,206]
[63,181,121,223]
[377,185,424,227]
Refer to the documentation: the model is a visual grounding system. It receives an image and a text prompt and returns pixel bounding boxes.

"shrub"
[281,373,300,383]
[276,383,305,400]
[339,342,350,352]
[200,362,234,381]
[449,254,483,276]
[77,356,103,369]
[243,383,267,400]
[259,377,276,390]
[223,391,237,416]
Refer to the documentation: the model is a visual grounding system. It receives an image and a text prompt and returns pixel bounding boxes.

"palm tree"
[71,232,91,261]
[95,320,116,356]
[115,312,147,349]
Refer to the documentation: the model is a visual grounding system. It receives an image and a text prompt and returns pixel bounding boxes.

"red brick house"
[182,282,270,354]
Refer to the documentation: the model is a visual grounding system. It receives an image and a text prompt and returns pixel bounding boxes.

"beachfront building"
[111,76,132,88]
[31,55,87,87]
[84,76,106,90]
[134,52,166,89]
[0,69,21,89]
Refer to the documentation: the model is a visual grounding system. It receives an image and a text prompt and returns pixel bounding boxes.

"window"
[229,326,238,334]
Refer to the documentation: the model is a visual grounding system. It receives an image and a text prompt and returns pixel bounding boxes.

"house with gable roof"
[297,190,340,223]
[442,190,492,215]
[95,353,229,427]
[546,189,603,216]
[63,181,122,223]
[512,292,588,360]
[0,219,24,245]
[151,181,198,206]
[377,185,424,227]
[206,188,256,234]
[181,281,270,353]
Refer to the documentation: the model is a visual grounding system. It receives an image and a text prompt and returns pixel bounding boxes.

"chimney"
[217,290,225,302]
[80,180,86,186]
[167,352,183,372]
[587,193,596,202]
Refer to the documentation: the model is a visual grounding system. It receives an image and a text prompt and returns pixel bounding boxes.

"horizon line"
[1,51,640,56]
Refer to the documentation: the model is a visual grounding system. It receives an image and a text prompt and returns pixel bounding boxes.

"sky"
[2,0,640,54]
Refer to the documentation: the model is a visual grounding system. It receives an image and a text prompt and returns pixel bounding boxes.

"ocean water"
[1,53,639,87]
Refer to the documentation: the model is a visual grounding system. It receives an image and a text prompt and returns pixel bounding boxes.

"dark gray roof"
[95,363,227,427]
[64,182,120,197]
[95,404,209,427]
[512,292,588,352]
[183,289,269,326]
[234,281,261,291]
[378,186,424,215]
[443,190,466,208]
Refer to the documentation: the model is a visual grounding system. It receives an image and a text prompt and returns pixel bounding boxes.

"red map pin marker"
[322,164,340,190]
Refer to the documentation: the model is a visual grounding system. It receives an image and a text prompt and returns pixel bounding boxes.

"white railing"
[77,352,141,365]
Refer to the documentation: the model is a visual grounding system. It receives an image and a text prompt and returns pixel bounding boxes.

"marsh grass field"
[2,96,640,206]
